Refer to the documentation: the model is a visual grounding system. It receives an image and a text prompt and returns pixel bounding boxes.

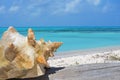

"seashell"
[0,26,62,79]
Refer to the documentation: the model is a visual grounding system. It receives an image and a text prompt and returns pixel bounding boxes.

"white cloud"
[53,0,81,14]
[0,6,5,14]
[65,0,81,12]
[0,0,110,16]
[52,0,106,15]
[9,6,19,12]
[30,9,42,16]
[22,0,50,16]
[87,0,101,6]
[102,5,108,13]
[102,2,112,13]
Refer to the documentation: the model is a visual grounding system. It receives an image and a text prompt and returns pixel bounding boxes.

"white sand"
[48,47,120,67]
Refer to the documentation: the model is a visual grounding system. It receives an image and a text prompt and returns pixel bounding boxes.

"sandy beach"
[48,46,120,67]
[41,46,120,80]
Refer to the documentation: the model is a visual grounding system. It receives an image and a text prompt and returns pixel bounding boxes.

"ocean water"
[0,26,120,52]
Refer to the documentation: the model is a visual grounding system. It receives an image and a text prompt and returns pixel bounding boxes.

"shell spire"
[8,26,17,33]
[27,28,36,47]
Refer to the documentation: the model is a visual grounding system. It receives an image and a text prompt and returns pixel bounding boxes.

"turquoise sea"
[0,26,120,52]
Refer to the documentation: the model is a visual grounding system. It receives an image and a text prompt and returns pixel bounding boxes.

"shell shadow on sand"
[8,67,65,80]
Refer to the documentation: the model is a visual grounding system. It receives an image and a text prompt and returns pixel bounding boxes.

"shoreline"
[55,46,120,57]
[48,46,120,67]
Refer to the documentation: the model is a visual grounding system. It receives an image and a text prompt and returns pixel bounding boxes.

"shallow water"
[0,26,120,52]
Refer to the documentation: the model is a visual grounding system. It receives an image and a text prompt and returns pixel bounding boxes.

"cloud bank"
[0,0,113,16]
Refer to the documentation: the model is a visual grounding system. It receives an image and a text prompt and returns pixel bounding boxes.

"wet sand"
[47,46,120,80]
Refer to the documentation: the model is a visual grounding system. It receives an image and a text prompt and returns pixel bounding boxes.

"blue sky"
[0,0,120,27]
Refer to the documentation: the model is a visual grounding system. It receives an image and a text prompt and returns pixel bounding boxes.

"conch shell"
[0,26,62,79]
